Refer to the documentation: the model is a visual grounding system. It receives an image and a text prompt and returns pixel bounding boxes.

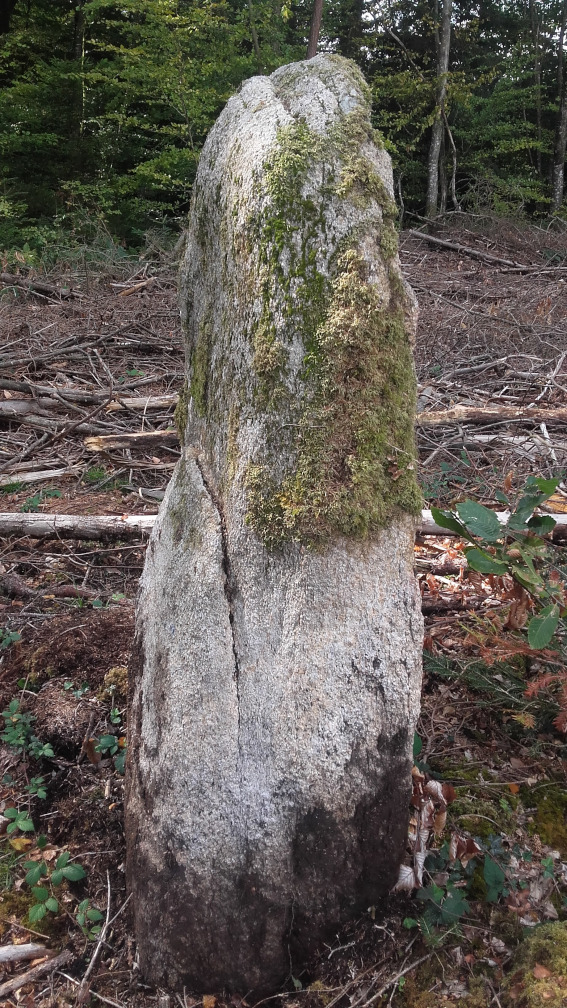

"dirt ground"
[1,218,567,1007]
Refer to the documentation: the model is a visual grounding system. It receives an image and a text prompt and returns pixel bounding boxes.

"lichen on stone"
[189,324,211,417]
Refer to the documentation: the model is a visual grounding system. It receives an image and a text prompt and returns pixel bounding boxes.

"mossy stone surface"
[178,52,420,548]
[129,54,423,996]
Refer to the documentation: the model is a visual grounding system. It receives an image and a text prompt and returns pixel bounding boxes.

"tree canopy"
[1,0,567,249]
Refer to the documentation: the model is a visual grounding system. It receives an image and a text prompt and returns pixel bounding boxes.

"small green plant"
[21,487,62,513]
[63,680,90,699]
[25,850,86,922]
[95,732,126,773]
[0,482,24,493]
[25,776,47,799]
[84,466,108,484]
[76,898,104,938]
[432,475,565,648]
[0,628,21,650]
[1,699,55,760]
[4,808,34,834]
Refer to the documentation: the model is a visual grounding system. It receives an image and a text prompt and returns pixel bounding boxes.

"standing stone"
[125,54,423,995]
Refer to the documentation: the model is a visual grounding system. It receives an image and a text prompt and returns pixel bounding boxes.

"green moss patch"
[245,249,421,547]
[524,784,567,856]
[505,922,567,1007]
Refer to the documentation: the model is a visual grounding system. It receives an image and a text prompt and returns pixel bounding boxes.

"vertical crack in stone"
[193,454,241,687]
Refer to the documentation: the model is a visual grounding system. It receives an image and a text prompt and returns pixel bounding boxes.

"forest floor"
[0,217,567,1007]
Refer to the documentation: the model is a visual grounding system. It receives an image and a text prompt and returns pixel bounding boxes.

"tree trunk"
[551,0,567,214]
[0,0,18,35]
[307,0,324,57]
[425,0,452,219]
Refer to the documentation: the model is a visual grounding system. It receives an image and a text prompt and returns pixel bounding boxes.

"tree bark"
[551,0,567,214]
[307,0,324,57]
[425,0,452,219]
[0,0,18,35]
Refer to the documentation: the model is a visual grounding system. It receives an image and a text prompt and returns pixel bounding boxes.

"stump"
[126,53,423,995]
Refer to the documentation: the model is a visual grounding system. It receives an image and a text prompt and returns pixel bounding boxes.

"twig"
[61,973,126,1008]
[355,954,432,1008]
[0,948,73,998]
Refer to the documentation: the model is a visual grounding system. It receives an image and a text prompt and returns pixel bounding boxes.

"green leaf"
[456,500,503,542]
[430,507,473,541]
[403,917,419,929]
[62,864,86,881]
[4,807,18,819]
[50,870,64,886]
[87,908,104,921]
[525,476,559,495]
[45,897,59,913]
[55,851,70,869]
[17,817,34,832]
[527,605,560,649]
[413,733,422,758]
[527,514,556,535]
[464,547,508,574]
[32,886,49,901]
[483,856,505,902]
[28,903,47,922]
[25,862,47,886]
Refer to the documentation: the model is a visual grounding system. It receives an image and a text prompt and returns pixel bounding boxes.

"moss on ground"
[524,784,567,855]
[504,922,567,1007]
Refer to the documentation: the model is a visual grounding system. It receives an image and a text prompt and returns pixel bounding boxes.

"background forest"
[2,0,567,253]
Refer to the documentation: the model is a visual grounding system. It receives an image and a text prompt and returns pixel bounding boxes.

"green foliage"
[3,808,34,835]
[1,699,55,761]
[0,628,21,649]
[20,487,62,513]
[76,897,104,938]
[24,850,86,921]
[432,475,565,649]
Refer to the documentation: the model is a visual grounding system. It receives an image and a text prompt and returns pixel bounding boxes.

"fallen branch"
[0,513,156,539]
[0,272,78,299]
[0,572,104,601]
[0,393,178,415]
[1,509,566,541]
[0,467,80,487]
[105,393,179,412]
[0,943,51,965]
[0,948,73,998]
[84,429,179,451]
[407,230,529,268]
[418,405,567,426]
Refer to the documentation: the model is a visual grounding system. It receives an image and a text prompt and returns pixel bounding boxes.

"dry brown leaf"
[203,996,217,1008]
[533,964,552,979]
[433,809,447,834]
[393,864,416,892]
